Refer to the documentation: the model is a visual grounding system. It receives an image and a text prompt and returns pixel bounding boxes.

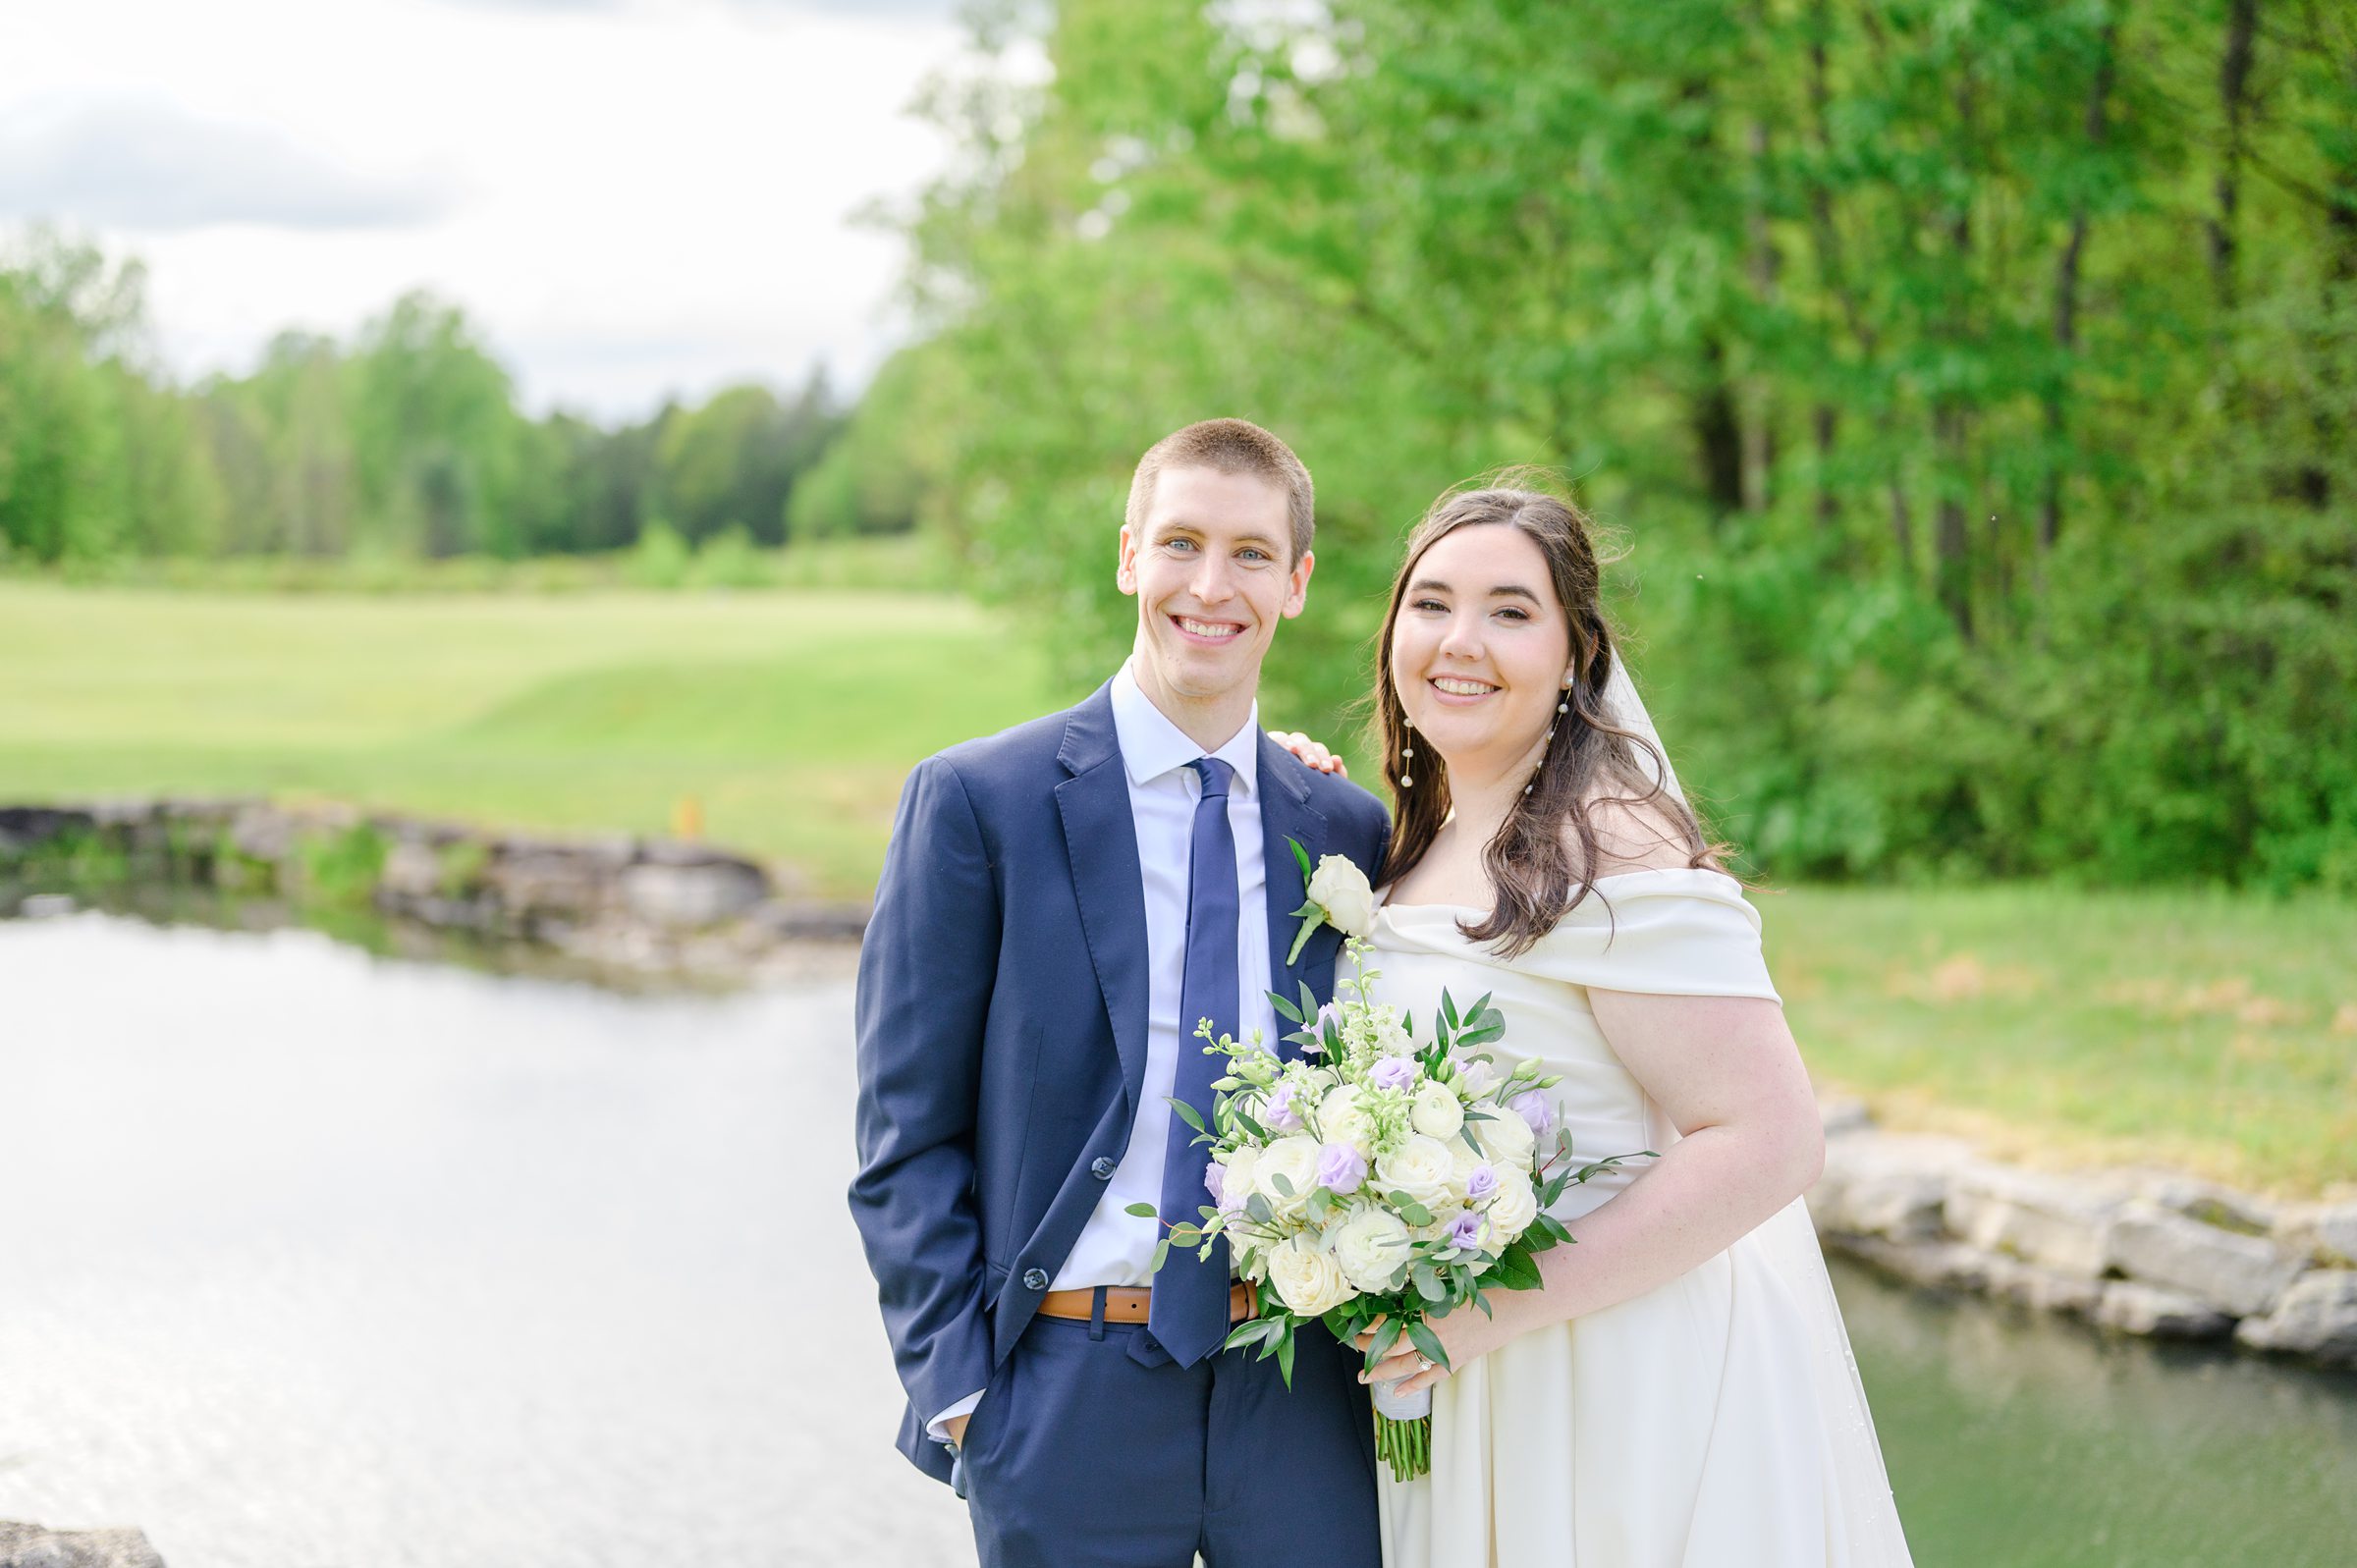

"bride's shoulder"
[1563,790,1718,880]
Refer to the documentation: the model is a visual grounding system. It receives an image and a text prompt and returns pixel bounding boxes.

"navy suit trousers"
[959,1314,1381,1568]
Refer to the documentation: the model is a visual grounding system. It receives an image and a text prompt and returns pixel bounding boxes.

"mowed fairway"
[0,582,1074,896]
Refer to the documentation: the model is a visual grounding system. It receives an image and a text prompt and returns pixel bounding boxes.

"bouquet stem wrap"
[1370,1376,1433,1482]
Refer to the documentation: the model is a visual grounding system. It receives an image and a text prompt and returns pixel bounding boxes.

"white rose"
[1484,1166,1540,1244]
[1307,854,1376,938]
[1409,1080,1464,1140]
[1316,1084,1375,1155]
[1473,1104,1537,1170]
[1251,1135,1323,1217]
[1265,1233,1356,1317]
[1222,1144,1260,1208]
[1375,1134,1457,1213]
[1326,1203,1414,1293]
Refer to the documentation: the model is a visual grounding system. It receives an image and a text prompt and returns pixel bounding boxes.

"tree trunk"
[1814,404,1839,529]
[1744,113,1780,514]
[1694,337,1747,520]
[2210,0,2257,311]
[2042,19,2118,555]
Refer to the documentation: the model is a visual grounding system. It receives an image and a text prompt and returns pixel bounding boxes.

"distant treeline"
[817,0,2356,892]
[0,228,918,567]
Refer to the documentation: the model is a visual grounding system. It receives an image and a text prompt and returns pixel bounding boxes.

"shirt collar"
[1111,659,1259,796]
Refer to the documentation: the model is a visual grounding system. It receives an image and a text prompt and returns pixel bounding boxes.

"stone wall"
[0,799,866,983]
[1812,1102,2357,1370]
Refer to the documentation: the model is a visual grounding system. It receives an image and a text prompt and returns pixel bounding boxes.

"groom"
[850,419,1388,1566]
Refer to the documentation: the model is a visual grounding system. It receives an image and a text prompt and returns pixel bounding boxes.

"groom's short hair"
[1125,418,1315,564]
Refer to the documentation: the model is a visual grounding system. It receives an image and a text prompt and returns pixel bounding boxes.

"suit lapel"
[1256,732,1339,1038]
[1056,686,1152,1113]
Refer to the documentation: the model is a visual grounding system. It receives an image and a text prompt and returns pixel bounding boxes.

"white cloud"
[0,0,974,419]
[0,100,455,232]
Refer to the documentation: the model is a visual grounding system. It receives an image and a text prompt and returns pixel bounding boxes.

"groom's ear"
[1281,548,1315,620]
[1116,523,1141,596]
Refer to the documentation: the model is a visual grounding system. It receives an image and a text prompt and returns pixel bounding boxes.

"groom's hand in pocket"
[944,1411,972,1447]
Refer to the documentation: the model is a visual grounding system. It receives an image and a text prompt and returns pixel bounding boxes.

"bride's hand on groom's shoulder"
[1269,730,1347,777]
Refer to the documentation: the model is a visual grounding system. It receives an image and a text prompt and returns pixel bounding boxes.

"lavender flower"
[1510,1090,1555,1142]
[1203,1160,1227,1207]
[1308,1000,1345,1055]
[1449,1211,1489,1251]
[1369,1054,1419,1093]
[1263,1081,1305,1133]
[1463,1162,1499,1203]
[1315,1141,1369,1195]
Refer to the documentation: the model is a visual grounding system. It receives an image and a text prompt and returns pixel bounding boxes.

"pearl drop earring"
[1399,715,1415,788]
[1525,676,1574,795]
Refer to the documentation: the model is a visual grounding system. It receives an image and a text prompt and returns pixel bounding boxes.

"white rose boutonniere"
[1284,838,1377,964]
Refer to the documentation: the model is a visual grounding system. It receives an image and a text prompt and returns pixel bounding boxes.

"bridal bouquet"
[1134,842,1651,1481]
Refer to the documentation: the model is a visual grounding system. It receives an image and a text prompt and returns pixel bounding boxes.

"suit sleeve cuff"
[926,1388,986,1444]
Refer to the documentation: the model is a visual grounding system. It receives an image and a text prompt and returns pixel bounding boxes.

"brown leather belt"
[1037,1282,1254,1325]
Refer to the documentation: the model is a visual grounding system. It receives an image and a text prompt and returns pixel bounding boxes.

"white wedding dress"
[1368,870,1915,1567]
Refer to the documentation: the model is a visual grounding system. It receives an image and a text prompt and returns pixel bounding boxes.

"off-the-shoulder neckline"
[1375,865,1743,916]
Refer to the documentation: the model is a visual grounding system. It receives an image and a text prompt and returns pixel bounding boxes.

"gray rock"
[1984,1254,2106,1317]
[1817,1096,1872,1137]
[377,838,449,901]
[227,804,298,864]
[2133,1172,2275,1235]
[746,898,869,943]
[2109,1199,2308,1319]
[1826,1234,1994,1293]
[2095,1281,2235,1340]
[2276,1202,2357,1267]
[1809,1132,1974,1242]
[485,847,613,920]
[0,807,96,854]
[0,1520,167,1568]
[19,893,78,919]
[1944,1164,2122,1278]
[619,856,768,929]
[2235,1270,2357,1366]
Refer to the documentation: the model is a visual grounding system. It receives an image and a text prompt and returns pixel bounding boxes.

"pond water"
[2,913,2351,1567]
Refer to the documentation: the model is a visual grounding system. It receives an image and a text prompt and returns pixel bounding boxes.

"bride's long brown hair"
[1372,475,1719,958]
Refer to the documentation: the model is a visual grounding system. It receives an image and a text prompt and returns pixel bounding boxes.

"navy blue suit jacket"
[850,680,1393,1483]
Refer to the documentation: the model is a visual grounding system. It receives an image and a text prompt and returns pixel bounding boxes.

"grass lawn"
[1764,884,2357,1198]
[0,580,1076,898]
[5,581,2351,1193]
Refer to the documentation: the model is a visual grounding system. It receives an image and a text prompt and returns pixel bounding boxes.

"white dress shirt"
[931,660,1275,1438]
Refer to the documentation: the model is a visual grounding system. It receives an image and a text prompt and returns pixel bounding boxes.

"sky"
[0,0,981,420]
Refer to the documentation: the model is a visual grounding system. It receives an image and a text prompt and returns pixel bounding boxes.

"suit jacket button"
[1090,1157,1117,1180]
[1022,1268,1049,1291]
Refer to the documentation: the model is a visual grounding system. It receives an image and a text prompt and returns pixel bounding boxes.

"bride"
[1288,479,1913,1566]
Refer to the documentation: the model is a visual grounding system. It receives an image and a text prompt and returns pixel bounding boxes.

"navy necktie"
[1149,754,1238,1367]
